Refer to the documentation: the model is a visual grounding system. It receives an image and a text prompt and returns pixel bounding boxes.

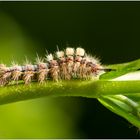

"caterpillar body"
[0,47,111,86]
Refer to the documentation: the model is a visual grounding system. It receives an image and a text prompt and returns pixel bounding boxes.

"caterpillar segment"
[11,65,23,84]
[22,64,36,85]
[0,47,111,86]
[65,47,74,79]
[74,47,85,78]
[37,63,49,84]
[36,57,49,84]
[0,64,12,85]
[56,50,69,80]
[46,54,60,82]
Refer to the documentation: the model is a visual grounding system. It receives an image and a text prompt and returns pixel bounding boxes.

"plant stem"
[0,80,140,105]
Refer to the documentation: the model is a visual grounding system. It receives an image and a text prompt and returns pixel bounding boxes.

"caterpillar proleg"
[0,47,112,86]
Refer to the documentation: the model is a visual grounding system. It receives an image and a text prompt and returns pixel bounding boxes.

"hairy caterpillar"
[0,47,112,86]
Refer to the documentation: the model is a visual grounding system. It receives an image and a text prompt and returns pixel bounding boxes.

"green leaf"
[98,59,140,128]
[101,59,140,80]
[98,95,140,128]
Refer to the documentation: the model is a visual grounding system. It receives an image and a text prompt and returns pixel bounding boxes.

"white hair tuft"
[47,54,53,61]
[76,48,85,56]
[66,48,74,56]
[56,51,64,58]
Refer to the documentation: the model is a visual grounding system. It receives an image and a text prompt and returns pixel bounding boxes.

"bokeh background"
[0,1,140,138]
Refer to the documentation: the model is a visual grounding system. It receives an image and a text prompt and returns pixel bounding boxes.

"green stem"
[0,80,140,105]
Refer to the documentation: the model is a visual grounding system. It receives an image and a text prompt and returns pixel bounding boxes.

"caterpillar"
[0,47,113,86]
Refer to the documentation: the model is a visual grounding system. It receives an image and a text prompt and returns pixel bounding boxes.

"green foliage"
[99,59,140,128]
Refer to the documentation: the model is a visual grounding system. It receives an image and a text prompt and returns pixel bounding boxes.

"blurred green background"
[0,1,140,138]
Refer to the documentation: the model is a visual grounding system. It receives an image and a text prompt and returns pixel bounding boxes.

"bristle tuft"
[66,48,74,56]
[76,47,85,56]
